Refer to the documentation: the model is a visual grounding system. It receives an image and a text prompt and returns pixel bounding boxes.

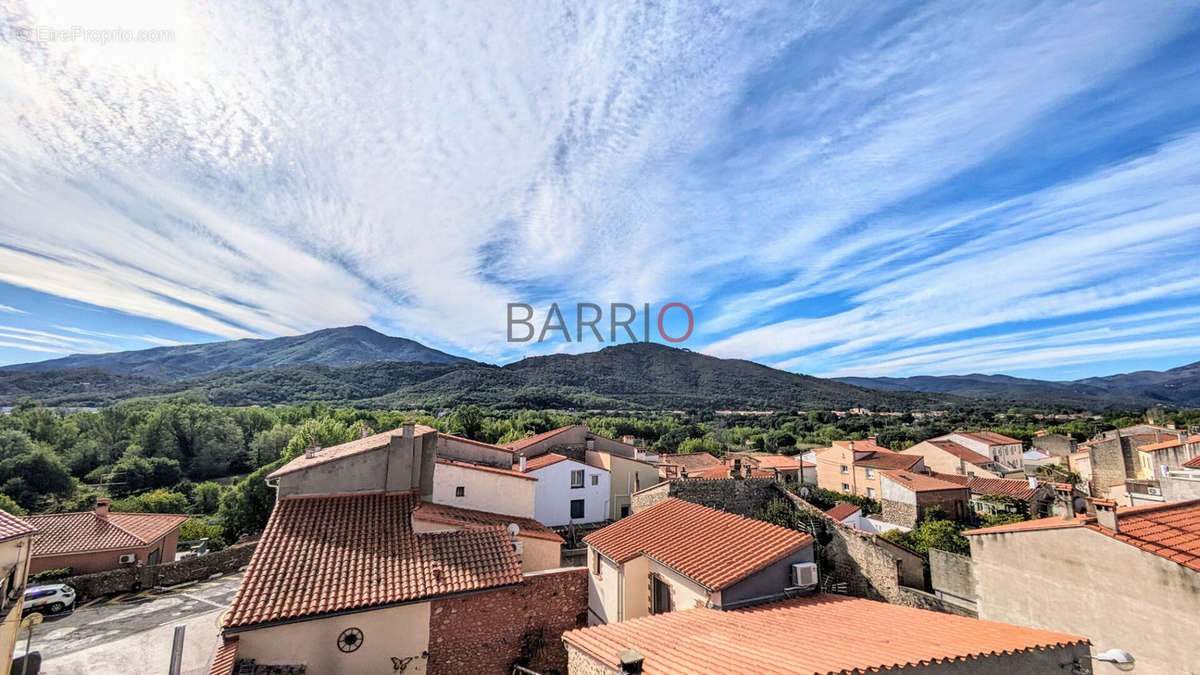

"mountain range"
[0,325,1196,410]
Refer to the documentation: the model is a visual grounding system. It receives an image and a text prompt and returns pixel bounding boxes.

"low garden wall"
[55,541,257,600]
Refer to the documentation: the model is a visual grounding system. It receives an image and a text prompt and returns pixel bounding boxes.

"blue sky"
[1,1,1199,380]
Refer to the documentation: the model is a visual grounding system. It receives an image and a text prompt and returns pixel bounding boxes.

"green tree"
[447,405,485,440]
[218,460,284,538]
[248,424,297,467]
[0,449,74,510]
[109,456,183,495]
[111,489,190,514]
[191,481,224,514]
[0,493,26,516]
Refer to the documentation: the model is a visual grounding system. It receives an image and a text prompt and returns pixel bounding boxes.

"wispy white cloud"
[0,305,24,314]
[0,0,1198,376]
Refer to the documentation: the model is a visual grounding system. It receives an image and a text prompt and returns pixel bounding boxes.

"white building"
[928,431,1024,471]
[518,453,610,527]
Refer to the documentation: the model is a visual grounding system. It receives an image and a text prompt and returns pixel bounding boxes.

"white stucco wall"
[430,462,536,518]
[531,459,609,527]
[234,602,431,674]
[588,549,622,625]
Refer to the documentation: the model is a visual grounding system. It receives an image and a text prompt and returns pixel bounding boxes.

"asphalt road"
[24,569,244,667]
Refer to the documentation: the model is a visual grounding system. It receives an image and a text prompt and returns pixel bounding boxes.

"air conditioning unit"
[791,562,818,589]
[511,540,524,555]
[1147,487,1162,496]
[118,554,137,564]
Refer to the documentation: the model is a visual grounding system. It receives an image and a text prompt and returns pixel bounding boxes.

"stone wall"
[427,567,587,675]
[630,477,780,516]
[880,499,918,528]
[1031,434,1077,457]
[1088,436,1135,496]
[59,541,257,600]
[929,548,976,611]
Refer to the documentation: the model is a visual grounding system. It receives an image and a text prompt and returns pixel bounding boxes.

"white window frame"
[570,469,585,488]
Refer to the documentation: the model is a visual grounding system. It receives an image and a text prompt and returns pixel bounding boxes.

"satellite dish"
[506,523,520,537]
[799,487,811,498]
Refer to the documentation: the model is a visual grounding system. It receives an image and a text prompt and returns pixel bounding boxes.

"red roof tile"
[1184,455,1200,469]
[824,503,861,522]
[518,452,570,472]
[223,492,522,629]
[24,511,187,556]
[924,440,995,466]
[749,455,807,470]
[831,439,892,453]
[1084,499,1200,573]
[855,452,922,471]
[0,509,36,543]
[209,636,238,675]
[1137,434,1199,452]
[583,498,812,590]
[436,458,536,481]
[956,431,1023,446]
[690,465,775,480]
[503,425,582,452]
[930,473,1041,500]
[880,470,969,493]
[267,425,437,478]
[562,594,1088,674]
[964,517,1090,536]
[656,453,722,472]
[412,501,563,543]
[437,432,515,453]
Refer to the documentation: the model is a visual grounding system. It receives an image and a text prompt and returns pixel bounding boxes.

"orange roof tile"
[1084,499,1200,573]
[1137,434,1199,452]
[412,501,563,543]
[925,440,995,466]
[517,452,570,472]
[562,594,1088,674]
[436,458,536,481]
[831,439,892,453]
[964,516,1091,536]
[24,511,187,556]
[880,470,969,493]
[437,432,515,453]
[855,452,922,471]
[223,492,522,629]
[209,636,238,675]
[930,473,1041,500]
[267,425,437,478]
[583,498,811,590]
[1184,455,1200,469]
[824,503,861,522]
[749,455,807,470]
[956,431,1023,446]
[0,509,36,543]
[503,425,582,452]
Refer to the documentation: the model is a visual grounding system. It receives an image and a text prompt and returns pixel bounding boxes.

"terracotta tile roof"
[1137,434,1199,452]
[964,517,1091,536]
[656,453,722,472]
[517,452,570,472]
[930,473,1040,500]
[24,511,187,556]
[1184,455,1200,469]
[956,431,1023,446]
[824,503,861,522]
[583,498,812,590]
[223,492,522,629]
[855,452,922,471]
[749,455,806,470]
[0,509,37,543]
[1084,499,1200,573]
[691,465,775,480]
[267,425,437,478]
[412,501,563,543]
[562,594,1088,674]
[924,440,995,466]
[503,425,581,452]
[831,439,892,453]
[436,458,536,481]
[880,470,969,493]
[209,636,238,675]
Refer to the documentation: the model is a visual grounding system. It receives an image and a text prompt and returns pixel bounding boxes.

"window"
[593,551,601,576]
[571,469,584,488]
[652,576,672,614]
[841,483,850,491]
[840,465,849,474]
[619,504,630,518]
[864,468,875,479]
[867,487,875,498]
[570,499,585,519]
[591,474,599,486]
[454,486,465,497]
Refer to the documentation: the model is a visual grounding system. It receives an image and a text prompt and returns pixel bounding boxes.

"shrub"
[179,518,228,551]
[30,568,72,583]
[111,489,190,514]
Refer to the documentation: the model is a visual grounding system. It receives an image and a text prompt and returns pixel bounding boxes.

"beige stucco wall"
[971,526,1200,674]
[587,549,622,625]
[589,451,660,520]
[0,535,32,674]
[901,442,1001,478]
[234,601,431,674]
[430,461,535,518]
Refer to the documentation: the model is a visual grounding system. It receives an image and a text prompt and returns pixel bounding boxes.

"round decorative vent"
[337,627,364,653]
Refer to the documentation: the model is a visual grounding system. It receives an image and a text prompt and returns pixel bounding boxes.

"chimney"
[304,445,321,459]
[847,440,855,451]
[1027,476,1038,490]
[95,498,110,518]
[1053,485,1074,520]
[868,436,877,444]
[402,421,415,439]
[622,435,635,445]
[360,426,369,439]
[519,454,527,473]
[1093,498,1119,533]
[616,649,644,674]
[1155,429,1163,442]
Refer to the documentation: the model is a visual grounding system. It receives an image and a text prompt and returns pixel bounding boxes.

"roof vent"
[616,649,644,674]
[304,445,321,459]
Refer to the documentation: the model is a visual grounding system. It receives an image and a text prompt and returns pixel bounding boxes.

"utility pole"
[168,624,186,675]
[20,612,42,675]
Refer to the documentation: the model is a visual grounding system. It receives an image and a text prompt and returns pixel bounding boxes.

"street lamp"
[1080,648,1135,672]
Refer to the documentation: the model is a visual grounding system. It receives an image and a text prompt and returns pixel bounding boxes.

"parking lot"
[25,570,244,674]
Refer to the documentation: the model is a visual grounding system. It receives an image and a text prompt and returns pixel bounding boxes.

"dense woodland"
[3,396,1197,556]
